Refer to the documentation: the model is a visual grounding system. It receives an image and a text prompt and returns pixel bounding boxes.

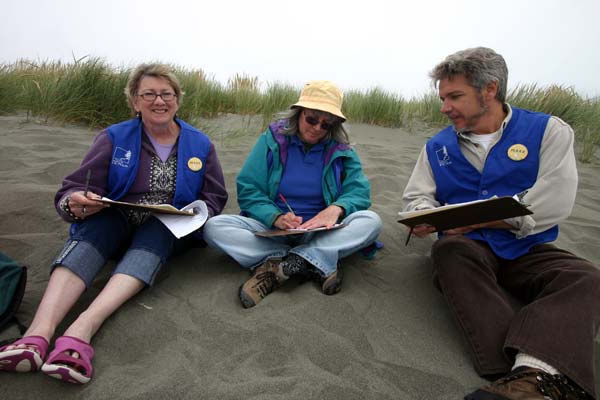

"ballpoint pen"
[278,193,295,215]
[405,226,414,246]
[82,169,91,215]
[84,169,91,198]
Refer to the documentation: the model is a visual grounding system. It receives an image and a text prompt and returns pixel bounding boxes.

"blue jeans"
[52,207,195,287]
[203,210,382,277]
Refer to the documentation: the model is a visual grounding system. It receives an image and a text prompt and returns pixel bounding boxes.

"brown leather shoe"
[238,259,283,308]
[321,268,342,295]
[464,367,591,400]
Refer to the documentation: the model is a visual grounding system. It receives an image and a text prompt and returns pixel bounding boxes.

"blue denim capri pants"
[52,207,191,287]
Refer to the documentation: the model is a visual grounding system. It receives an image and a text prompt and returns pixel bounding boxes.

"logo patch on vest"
[112,147,132,168]
[507,144,528,161]
[436,146,452,167]
[187,157,203,171]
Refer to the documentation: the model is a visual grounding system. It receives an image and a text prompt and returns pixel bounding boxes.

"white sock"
[512,352,560,375]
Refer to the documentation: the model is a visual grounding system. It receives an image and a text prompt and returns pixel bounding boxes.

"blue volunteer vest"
[106,118,211,209]
[426,108,558,259]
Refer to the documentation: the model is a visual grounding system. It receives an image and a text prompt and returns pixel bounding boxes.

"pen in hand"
[278,193,295,215]
[405,226,414,246]
[84,169,91,199]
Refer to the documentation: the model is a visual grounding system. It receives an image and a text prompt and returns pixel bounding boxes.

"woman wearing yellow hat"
[203,80,382,308]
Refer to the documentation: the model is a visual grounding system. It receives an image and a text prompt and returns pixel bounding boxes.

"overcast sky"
[2,0,599,98]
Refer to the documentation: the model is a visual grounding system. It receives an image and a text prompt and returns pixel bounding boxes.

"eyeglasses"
[304,114,335,131]
[137,92,177,102]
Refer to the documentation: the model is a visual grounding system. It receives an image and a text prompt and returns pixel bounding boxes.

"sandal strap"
[0,335,49,359]
[45,335,95,377]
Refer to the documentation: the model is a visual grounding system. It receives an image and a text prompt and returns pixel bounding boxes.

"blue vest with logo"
[426,107,558,259]
[106,118,211,209]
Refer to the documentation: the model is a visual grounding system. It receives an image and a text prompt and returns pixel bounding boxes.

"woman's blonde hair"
[124,63,183,113]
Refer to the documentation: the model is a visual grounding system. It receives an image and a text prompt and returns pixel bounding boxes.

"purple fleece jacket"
[55,129,228,222]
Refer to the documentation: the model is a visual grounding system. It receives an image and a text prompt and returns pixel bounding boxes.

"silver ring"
[82,206,87,215]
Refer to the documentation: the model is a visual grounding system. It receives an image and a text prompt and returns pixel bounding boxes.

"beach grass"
[344,87,405,127]
[2,58,598,161]
[508,84,600,161]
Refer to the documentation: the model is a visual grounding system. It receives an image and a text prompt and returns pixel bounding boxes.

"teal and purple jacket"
[237,120,371,228]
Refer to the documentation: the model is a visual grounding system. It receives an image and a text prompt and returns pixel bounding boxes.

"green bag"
[0,252,27,335]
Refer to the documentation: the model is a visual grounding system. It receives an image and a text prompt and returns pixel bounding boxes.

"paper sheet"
[96,197,195,216]
[154,200,208,238]
[254,223,345,237]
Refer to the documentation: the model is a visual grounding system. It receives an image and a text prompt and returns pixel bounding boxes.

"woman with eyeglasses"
[203,80,382,308]
[0,63,227,383]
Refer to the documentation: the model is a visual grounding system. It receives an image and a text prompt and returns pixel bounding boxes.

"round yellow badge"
[187,157,203,171]
[507,144,528,161]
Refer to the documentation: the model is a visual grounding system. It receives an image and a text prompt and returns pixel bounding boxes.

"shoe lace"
[499,370,589,400]
[535,373,590,400]
[253,271,277,298]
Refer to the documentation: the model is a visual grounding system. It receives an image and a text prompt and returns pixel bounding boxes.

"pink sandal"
[0,335,49,372]
[41,336,95,384]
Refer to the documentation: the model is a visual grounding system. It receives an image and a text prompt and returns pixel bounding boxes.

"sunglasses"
[304,114,335,131]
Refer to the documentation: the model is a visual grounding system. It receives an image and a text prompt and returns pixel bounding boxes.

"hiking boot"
[321,268,342,295]
[464,367,591,400]
[239,259,283,308]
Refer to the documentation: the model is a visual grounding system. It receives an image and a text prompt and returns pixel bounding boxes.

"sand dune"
[0,114,598,399]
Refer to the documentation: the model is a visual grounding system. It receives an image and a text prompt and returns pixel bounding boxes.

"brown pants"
[431,235,600,398]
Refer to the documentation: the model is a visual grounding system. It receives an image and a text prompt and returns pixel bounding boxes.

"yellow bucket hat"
[291,80,346,121]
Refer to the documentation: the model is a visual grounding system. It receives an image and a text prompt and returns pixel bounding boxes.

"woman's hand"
[273,212,303,230]
[68,191,107,219]
[299,205,344,230]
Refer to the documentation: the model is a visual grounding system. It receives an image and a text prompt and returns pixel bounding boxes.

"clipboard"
[95,197,196,216]
[397,196,532,233]
[254,223,345,237]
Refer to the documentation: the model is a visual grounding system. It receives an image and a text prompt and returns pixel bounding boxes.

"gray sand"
[0,114,598,399]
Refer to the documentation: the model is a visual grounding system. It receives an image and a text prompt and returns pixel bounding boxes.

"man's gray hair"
[430,47,509,102]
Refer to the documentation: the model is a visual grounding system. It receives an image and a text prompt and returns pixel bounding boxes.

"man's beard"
[454,93,489,133]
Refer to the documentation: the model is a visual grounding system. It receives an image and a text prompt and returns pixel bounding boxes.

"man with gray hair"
[402,47,600,399]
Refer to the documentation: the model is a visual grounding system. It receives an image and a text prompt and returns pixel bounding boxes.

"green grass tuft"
[1,58,598,162]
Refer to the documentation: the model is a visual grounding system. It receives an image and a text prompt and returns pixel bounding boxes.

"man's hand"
[412,224,436,238]
[409,219,513,238]
[443,220,513,235]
